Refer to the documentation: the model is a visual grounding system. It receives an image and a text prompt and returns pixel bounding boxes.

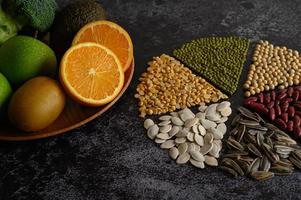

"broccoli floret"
[0,0,57,45]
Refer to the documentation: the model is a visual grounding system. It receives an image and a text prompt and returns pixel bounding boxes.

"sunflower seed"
[169,147,179,160]
[176,152,190,164]
[190,151,205,162]
[289,157,301,169]
[222,158,244,176]
[247,143,262,157]
[178,143,188,155]
[259,156,271,172]
[262,143,279,163]
[156,133,171,140]
[185,118,199,128]
[144,119,155,130]
[250,171,274,181]
[194,133,204,146]
[227,138,245,151]
[190,159,205,168]
[236,160,250,174]
[239,119,260,126]
[175,137,187,144]
[270,166,293,176]
[220,166,238,178]
[248,158,260,173]
[147,125,159,140]
[159,115,172,121]
[171,117,184,126]
[204,155,218,166]
[160,140,175,149]
[238,107,260,122]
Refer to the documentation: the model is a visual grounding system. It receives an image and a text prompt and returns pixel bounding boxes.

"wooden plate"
[0,61,135,141]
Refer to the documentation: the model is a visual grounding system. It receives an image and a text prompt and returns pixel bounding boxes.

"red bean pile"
[244,86,301,138]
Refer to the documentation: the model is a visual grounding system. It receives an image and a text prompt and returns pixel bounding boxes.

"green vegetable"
[173,37,250,95]
[0,0,57,44]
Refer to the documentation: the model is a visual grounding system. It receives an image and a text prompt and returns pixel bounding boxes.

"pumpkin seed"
[175,137,187,144]
[158,120,171,126]
[156,133,171,140]
[200,143,214,155]
[194,133,204,146]
[171,117,184,126]
[144,119,155,130]
[185,118,199,128]
[204,155,218,166]
[178,143,188,155]
[176,152,190,164]
[169,147,179,160]
[159,115,172,121]
[190,151,205,162]
[147,125,159,140]
[160,140,175,149]
[190,159,205,169]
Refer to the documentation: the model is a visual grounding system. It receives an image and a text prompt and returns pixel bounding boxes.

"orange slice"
[60,43,124,106]
[72,20,133,72]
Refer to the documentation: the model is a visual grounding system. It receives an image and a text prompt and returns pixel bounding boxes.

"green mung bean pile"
[173,37,250,95]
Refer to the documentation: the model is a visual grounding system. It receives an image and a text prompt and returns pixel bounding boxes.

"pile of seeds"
[244,40,301,97]
[244,86,301,138]
[144,101,232,168]
[135,54,227,117]
[173,37,250,95]
[221,107,301,181]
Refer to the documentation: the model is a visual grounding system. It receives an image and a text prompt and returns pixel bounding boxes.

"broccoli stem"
[0,6,22,45]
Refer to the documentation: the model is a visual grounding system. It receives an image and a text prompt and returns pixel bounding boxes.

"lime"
[0,36,57,86]
[0,73,12,112]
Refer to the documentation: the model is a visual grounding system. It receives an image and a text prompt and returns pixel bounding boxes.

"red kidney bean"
[295,86,301,92]
[258,93,264,104]
[244,97,257,106]
[294,102,301,110]
[293,91,300,102]
[280,89,288,93]
[248,103,269,115]
[294,126,301,138]
[288,106,295,118]
[269,108,276,121]
[281,102,289,113]
[276,93,287,101]
[275,118,287,130]
[275,100,280,105]
[287,121,294,132]
[267,101,275,109]
[281,113,288,123]
[275,104,281,116]
[288,87,294,97]
[271,91,276,101]
[281,98,293,104]
[294,115,301,127]
[296,111,301,117]
[264,93,270,104]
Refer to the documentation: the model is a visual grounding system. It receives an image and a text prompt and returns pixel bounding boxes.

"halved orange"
[72,20,133,72]
[60,43,124,107]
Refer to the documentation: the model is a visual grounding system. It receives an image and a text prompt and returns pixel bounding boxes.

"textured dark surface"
[1,0,301,199]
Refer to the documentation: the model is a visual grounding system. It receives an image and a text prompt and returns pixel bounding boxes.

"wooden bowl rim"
[0,60,135,141]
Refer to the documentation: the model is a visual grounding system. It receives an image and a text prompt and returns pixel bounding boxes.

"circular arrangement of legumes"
[135,37,301,180]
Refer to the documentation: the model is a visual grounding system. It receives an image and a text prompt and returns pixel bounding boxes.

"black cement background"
[1,0,301,199]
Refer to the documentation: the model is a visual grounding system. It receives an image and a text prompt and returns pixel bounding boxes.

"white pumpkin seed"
[168,126,180,137]
[147,125,159,140]
[198,125,206,136]
[175,137,187,144]
[180,113,194,122]
[209,143,220,158]
[204,155,218,166]
[158,120,171,126]
[210,128,223,140]
[216,101,231,112]
[190,151,205,162]
[205,104,220,121]
[160,140,175,149]
[216,116,228,123]
[187,131,194,142]
[194,144,201,152]
[159,115,172,121]
[220,107,232,117]
[192,125,199,134]
[170,112,179,117]
[201,119,217,129]
[190,159,205,169]
[200,143,214,155]
[144,119,155,130]
[204,132,214,144]
[176,128,189,138]
[206,113,221,122]
[217,123,227,135]
[195,112,206,119]
[156,133,171,140]
[178,108,195,118]
[198,105,208,112]
[171,117,184,126]
[176,152,190,164]
[178,143,188,154]
[185,118,199,128]
[160,124,172,133]
[169,147,179,160]
[187,142,196,153]
[154,138,166,144]
[194,133,204,146]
